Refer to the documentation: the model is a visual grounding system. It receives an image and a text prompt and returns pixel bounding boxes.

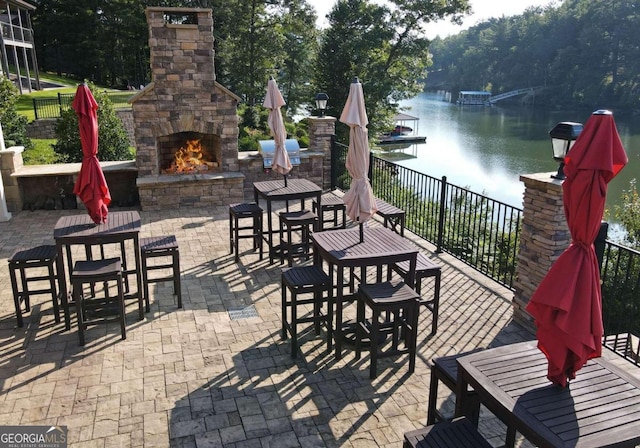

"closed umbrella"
[526,110,627,387]
[340,77,377,242]
[72,83,111,224]
[263,77,291,186]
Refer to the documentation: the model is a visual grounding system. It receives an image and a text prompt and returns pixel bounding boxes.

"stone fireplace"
[130,7,244,210]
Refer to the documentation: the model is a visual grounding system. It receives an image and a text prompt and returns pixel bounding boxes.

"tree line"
[427,0,640,112]
[31,0,472,139]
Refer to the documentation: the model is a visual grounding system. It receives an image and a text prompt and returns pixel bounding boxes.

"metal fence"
[331,140,522,289]
[332,139,640,364]
[32,91,133,119]
[601,241,640,365]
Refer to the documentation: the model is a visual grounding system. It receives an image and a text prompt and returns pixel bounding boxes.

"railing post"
[436,175,447,253]
[595,221,609,275]
[32,98,38,120]
[330,134,337,189]
[368,151,373,183]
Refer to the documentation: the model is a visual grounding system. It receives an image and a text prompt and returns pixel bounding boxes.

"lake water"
[378,92,639,221]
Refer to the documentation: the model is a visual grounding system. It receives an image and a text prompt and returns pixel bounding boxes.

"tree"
[0,77,32,150]
[54,83,132,163]
[315,0,471,140]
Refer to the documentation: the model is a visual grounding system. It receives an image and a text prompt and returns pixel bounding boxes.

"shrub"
[0,77,32,150]
[613,179,640,248]
[53,82,132,162]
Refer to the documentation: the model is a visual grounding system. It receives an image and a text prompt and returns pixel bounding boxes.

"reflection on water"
[388,93,639,220]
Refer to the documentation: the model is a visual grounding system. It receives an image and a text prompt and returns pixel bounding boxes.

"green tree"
[316,0,471,141]
[613,179,640,248]
[0,77,32,150]
[53,83,132,163]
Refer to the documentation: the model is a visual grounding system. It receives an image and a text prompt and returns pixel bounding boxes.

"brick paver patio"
[0,200,536,447]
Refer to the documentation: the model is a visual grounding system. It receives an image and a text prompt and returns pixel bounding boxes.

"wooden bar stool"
[375,198,406,236]
[140,235,182,310]
[427,350,483,425]
[312,194,346,230]
[71,257,125,346]
[278,210,318,266]
[229,202,263,263]
[281,265,333,358]
[388,252,442,336]
[355,280,420,379]
[403,417,492,448]
[8,245,60,328]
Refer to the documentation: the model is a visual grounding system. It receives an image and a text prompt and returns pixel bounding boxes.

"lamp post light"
[315,92,328,117]
[549,121,583,180]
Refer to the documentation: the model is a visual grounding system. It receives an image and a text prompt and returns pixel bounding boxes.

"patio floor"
[0,199,537,447]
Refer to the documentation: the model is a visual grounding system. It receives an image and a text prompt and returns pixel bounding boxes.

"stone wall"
[308,116,337,191]
[26,118,56,139]
[238,150,325,200]
[512,172,570,331]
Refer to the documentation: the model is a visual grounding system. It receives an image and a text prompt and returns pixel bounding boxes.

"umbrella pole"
[283,174,288,187]
[359,221,363,243]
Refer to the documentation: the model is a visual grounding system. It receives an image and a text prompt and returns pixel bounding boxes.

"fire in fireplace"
[158,131,220,174]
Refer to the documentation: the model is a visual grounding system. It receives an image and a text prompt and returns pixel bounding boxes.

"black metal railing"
[33,91,133,119]
[602,240,640,365]
[332,141,522,289]
[333,139,640,364]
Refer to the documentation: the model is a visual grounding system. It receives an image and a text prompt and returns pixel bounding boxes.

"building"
[0,0,39,93]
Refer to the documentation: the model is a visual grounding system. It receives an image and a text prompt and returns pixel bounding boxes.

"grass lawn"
[23,139,58,165]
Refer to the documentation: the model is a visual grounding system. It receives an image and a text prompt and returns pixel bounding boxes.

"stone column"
[513,172,570,331]
[0,144,24,215]
[307,116,336,190]
[0,123,11,221]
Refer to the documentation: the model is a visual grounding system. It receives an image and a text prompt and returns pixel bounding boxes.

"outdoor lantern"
[315,92,329,117]
[549,121,583,180]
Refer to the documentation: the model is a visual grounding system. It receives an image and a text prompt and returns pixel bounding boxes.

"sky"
[309,0,555,39]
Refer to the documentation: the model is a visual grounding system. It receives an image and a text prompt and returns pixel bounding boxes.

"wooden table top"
[457,341,640,448]
[54,211,141,241]
[253,178,321,199]
[311,226,417,268]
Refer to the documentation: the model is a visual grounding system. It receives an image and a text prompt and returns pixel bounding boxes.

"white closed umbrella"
[340,77,377,242]
[263,77,292,186]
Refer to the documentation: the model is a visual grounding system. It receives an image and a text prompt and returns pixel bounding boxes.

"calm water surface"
[380,92,639,219]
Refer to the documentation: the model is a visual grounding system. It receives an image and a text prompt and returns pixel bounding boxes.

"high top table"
[54,211,143,330]
[253,179,322,264]
[311,226,418,360]
[455,340,640,448]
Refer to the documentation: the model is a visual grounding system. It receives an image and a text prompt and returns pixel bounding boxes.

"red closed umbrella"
[72,84,111,224]
[526,110,627,387]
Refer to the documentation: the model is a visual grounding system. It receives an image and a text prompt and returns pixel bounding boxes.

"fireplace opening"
[158,131,221,174]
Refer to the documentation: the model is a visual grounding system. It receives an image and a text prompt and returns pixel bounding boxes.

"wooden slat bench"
[375,198,405,236]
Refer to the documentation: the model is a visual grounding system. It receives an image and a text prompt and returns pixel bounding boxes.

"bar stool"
[312,194,346,230]
[375,198,406,236]
[403,417,492,448]
[281,265,333,358]
[355,280,420,379]
[388,252,442,336]
[71,257,125,346]
[278,210,318,266]
[427,350,483,425]
[8,245,60,328]
[229,202,263,263]
[140,235,182,310]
